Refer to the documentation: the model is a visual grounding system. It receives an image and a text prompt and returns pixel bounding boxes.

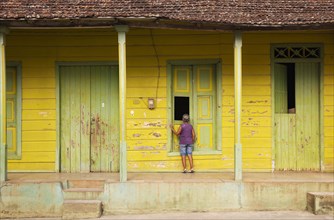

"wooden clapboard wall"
[5,29,334,172]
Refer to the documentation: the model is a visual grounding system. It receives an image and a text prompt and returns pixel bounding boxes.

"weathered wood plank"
[60,67,71,172]
[222,116,271,127]
[8,151,55,163]
[127,109,167,119]
[22,131,56,141]
[127,140,167,151]
[127,129,167,140]
[22,142,56,152]
[22,110,56,120]
[127,98,167,109]
[90,69,102,172]
[222,106,271,117]
[22,120,56,131]
[80,66,91,173]
[7,162,55,171]
[222,127,271,138]
[222,96,271,106]
[22,89,55,98]
[127,119,167,129]
[22,99,56,109]
[22,67,55,78]
[223,85,271,96]
[127,77,167,88]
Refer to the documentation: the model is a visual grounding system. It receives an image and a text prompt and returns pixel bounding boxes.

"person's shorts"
[180,144,193,156]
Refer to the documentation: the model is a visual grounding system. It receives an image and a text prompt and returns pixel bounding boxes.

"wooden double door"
[274,62,320,170]
[60,65,119,173]
[172,64,217,152]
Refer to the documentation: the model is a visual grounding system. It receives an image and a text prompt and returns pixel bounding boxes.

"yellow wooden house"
[0,0,333,182]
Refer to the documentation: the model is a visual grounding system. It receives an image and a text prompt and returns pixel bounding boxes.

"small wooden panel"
[197,96,212,120]
[196,124,213,150]
[6,128,16,154]
[197,67,212,92]
[174,67,190,93]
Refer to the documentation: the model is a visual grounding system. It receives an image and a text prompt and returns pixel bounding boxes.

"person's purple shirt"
[179,123,193,144]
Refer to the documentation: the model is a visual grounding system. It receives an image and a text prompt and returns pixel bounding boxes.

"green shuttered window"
[6,63,22,159]
[168,60,222,154]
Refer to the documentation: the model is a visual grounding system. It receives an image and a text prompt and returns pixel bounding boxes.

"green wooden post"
[234,31,242,181]
[0,27,9,182]
[115,25,129,182]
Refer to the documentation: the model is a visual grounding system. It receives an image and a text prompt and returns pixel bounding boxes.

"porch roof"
[0,0,333,30]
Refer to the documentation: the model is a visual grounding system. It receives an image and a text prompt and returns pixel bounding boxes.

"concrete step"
[62,199,102,219]
[307,192,334,215]
[63,188,104,200]
[66,179,105,189]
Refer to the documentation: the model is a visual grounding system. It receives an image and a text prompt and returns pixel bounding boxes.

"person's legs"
[180,144,187,172]
[186,144,194,172]
[187,154,194,170]
[181,155,187,171]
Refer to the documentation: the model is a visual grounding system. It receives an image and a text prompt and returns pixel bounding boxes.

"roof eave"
[0,17,333,31]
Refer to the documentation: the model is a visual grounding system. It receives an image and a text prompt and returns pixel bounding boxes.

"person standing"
[170,114,196,173]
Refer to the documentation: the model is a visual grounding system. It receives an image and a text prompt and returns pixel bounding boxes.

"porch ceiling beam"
[115,25,129,182]
[234,31,242,181]
[0,27,9,182]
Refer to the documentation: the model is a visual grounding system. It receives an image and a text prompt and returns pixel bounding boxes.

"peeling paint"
[38,111,49,117]
[152,132,161,137]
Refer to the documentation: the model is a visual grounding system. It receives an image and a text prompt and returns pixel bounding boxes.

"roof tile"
[0,0,333,28]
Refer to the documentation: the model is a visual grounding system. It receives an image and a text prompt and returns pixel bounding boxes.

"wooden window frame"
[167,59,222,156]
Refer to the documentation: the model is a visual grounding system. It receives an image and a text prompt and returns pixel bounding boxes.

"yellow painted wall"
[5,29,334,172]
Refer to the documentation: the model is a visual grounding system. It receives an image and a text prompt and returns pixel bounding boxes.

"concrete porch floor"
[6,171,334,183]
[1,171,333,218]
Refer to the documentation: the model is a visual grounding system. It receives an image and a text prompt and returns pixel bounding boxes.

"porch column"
[115,25,129,182]
[0,27,9,182]
[234,31,242,181]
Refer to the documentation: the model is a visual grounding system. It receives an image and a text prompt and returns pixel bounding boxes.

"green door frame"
[55,61,118,173]
[271,44,324,171]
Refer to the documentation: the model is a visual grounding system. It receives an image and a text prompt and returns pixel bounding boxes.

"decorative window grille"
[274,47,321,59]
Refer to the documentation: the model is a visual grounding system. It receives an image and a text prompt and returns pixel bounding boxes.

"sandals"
[182,169,195,173]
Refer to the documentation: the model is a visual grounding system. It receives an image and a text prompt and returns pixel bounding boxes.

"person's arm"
[170,124,182,136]
[192,127,196,143]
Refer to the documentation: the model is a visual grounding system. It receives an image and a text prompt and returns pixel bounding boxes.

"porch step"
[63,188,104,200]
[66,179,105,189]
[307,192,334,215]
[62,200,102,219]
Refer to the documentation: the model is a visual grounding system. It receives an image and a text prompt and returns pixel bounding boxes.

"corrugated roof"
[0,0,333,30]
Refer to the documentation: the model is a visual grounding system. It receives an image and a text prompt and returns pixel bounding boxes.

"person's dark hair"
[182,114,189,122]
